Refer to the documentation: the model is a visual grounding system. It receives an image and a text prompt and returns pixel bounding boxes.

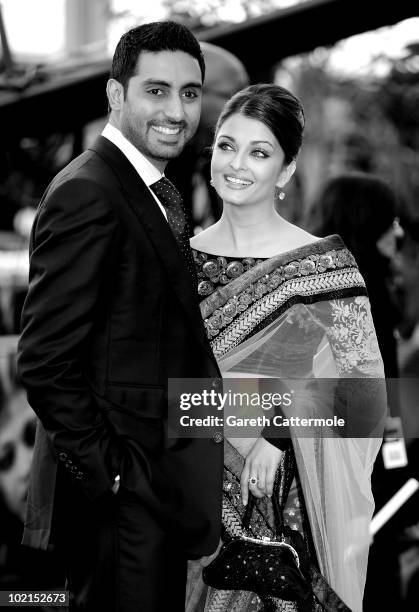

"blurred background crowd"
[1,1,419,609]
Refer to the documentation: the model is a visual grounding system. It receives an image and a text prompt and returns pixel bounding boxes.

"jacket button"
[213,432,223,444]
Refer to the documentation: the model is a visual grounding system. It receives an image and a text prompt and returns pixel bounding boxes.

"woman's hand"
[240,437,283,506]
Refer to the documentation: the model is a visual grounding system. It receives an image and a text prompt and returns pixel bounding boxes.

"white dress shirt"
[101,123,168,220]
[101,123,168,493]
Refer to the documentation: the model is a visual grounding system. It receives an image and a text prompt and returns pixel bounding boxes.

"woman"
[187,84,386,612]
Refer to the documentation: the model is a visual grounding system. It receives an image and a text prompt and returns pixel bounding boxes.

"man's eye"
[183,90,199,99]
[148,89,164,96]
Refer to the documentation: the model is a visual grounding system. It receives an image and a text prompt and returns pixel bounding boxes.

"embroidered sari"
[186,235,386,612]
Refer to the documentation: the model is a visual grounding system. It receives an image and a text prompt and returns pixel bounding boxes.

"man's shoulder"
[50,147,108,191]
[39,146,122,212]
[34,148,119,223]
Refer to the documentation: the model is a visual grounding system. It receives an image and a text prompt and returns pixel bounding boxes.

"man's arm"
[18,177,122,500]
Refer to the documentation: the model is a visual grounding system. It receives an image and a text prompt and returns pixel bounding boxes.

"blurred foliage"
[162,0,283,30]
[275,43,419,226]
[376,45,419,221]
[0,135,75,231]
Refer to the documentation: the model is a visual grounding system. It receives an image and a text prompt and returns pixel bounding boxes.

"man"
[17,21,222,611]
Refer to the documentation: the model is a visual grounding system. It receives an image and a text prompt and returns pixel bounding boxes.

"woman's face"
[211,113,291,209]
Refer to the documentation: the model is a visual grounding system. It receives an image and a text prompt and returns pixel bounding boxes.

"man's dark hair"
[110,21,205,93]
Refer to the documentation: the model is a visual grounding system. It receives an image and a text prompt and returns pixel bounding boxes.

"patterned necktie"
[150,177,197,283]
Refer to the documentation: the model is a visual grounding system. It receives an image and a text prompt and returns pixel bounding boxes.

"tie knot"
[150,177,182,208]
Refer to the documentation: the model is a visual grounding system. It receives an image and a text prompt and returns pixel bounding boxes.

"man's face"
[111,50,202,170]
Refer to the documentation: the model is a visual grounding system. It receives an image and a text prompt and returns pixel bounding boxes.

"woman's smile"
[223,174,254,189]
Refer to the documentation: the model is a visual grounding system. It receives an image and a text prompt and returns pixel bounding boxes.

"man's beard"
[123,119,190,163]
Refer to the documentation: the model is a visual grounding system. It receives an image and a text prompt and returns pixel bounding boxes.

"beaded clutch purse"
[203,455,312,602]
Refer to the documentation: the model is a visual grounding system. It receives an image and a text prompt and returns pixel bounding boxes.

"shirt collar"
[101,123,162,186]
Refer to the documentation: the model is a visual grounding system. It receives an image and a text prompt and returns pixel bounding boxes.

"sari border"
[210,268,367,358]
[200,234,349,320]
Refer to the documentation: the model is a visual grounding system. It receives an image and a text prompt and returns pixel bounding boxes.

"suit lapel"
[89,136,214,362]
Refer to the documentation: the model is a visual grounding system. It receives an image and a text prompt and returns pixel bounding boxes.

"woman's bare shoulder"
[277,222,322,252]
[190,224,222,253]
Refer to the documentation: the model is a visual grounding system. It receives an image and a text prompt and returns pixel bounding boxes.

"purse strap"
[242,447,297,538]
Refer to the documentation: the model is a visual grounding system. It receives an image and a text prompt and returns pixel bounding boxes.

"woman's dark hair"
[308,172,397,254]
[214,84,305,164]
[110,20,205,93]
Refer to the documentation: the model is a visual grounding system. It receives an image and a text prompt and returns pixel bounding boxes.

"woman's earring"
[210,179,214,187]
[275,186,285,200]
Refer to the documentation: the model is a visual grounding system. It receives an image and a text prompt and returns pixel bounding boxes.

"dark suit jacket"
[17,136,223,557]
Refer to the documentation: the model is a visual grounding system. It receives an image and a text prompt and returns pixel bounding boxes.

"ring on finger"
[249,476,258,486]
